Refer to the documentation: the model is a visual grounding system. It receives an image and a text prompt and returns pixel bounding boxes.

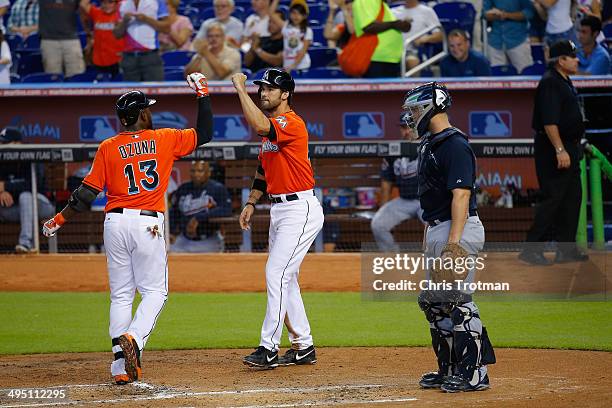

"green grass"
[0,292,611,354]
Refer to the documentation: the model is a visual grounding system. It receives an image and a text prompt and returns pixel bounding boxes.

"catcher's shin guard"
[451,303,495,386]
[431,326,455,376]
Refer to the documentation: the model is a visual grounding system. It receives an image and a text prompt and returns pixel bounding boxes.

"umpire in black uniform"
[519,40,588,265]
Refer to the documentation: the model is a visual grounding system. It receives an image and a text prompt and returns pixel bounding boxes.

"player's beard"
[260,96,281,113]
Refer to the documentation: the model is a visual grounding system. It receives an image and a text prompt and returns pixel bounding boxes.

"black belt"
[123,49,158,56]
[107,208,158,218]
[427,209,478,227]
[268,190,315,204]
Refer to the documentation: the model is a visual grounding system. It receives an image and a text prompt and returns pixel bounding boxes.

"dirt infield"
[1,253,611,407]
[1,348,611,407]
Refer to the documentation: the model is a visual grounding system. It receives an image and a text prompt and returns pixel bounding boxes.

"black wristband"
[245,202,256,210]
[252,177,267,193]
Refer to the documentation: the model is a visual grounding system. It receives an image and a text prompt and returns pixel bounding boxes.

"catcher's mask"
[401,82,451,138]
[254,68,295,104]
[116,90,156,127]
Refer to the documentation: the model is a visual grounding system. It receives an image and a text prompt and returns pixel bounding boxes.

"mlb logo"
[79,116,119,141]
[343,112,384,139]
[213,115,251,140]
[469,111,512,138]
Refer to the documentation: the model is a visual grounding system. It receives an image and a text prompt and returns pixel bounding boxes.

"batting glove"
[187,72,209,97]
[42,213,66,237]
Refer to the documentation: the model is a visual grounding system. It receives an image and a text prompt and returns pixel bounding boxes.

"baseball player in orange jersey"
[232,68,324,369]
[41,72,213,384]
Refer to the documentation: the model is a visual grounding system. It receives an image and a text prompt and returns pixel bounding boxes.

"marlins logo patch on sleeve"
[275,116,288,128]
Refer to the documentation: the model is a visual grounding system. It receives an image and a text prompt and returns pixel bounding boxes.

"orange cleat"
[118,334,141,382]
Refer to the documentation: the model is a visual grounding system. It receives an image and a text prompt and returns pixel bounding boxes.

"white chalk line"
[0,383,396,408]
[223,398,419,408]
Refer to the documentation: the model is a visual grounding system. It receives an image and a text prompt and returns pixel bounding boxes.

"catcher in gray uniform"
[403,82,496,393]
[371,115,423,252]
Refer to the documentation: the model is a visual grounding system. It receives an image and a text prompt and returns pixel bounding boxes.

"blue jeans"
[545,27,578,47]
[0,192,55,248]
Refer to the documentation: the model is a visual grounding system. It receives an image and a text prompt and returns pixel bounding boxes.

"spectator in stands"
[243,9,284,73]
[0,128,55,253]
[113,0,169,81]
[80,0,124,77]
[484,0,535,74]
[534,0,577,46]
[391,0,443,71]
[0,29,11,84]
[371,115,422,252]
[198,0,244,48]
[39,0,86,77]
[169,161,231,253]
[185,23,241,79]
[529,0,547,43]
[353,0,411,77]
[269,0,312,71]
[577,0,601,20]
[440,29,492,76]
[158,0,193,51]
[7,0,39,39]
[0,0,8,34]
[324,0,354,49]
[577,15,611,74]
[438,0,484,51]
[241,0,271,51]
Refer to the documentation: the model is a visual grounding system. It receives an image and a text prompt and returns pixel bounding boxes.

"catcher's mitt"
[430,242,469,284]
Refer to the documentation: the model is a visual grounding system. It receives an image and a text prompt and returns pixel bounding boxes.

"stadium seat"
[164,69,186,81]
[20,34,40,50]
[297,67,348,79]
[183,7,202,29]
[64,70,111,82]
[242,68,253,78]
[21,73,64,83]
[10,73,21,83]
[433,2,476,38]
[200,6,216,21]
[521,62,545,76]
[312,26,326,44]
[252,68,269,79]
[17,51,44,76]
[78,32,88,48]
[491,65,518,76]
[162,50,195,68]
[603,23,612,39]
[7,35,23,52]
[531,43,544,62]
[307,4,329,25]
[308,47,337,68]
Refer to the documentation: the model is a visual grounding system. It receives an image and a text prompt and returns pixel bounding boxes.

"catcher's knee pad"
[453,329,481,385]
[430,326,455,376]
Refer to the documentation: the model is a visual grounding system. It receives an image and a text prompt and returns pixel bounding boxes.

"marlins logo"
[262,140,280,153]
[275,116,288,128]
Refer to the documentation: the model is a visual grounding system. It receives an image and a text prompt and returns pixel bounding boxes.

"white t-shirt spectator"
[282,23,312,70]
[197,16,244,46]
[120,0,169,51]
[243,13,270,38]
[392,4,441,49]
[0,40,12,84]
[547,0,573,34]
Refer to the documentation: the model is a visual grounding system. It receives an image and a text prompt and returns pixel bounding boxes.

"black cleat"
[418,371,446,389]
[441,374,490,393]
[518,250,552,266]
[277,345,317,366]
[554,250,589,263]
[243,346,278,369]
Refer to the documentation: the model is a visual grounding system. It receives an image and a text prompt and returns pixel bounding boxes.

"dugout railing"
[1,139,594,254]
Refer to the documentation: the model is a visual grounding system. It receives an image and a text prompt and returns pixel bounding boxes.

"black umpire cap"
[549,40,577,59]
[116,90,156,127]
[254,68,295,94]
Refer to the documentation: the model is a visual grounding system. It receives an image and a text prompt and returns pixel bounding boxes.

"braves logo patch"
[275,116,288,129]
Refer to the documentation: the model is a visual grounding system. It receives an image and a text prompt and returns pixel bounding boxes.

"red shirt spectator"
[81,0,125,73]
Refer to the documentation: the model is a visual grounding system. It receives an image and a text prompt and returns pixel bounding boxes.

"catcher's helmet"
[253,68,295,94]
[401,82,451,137]
[116,90,156,127]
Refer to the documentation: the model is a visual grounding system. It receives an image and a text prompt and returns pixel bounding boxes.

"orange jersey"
[83,128,197,213]
[258,110,315,194]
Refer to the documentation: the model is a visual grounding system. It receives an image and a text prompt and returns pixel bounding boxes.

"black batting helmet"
[116,90,156,127]
[253,68,295,94]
